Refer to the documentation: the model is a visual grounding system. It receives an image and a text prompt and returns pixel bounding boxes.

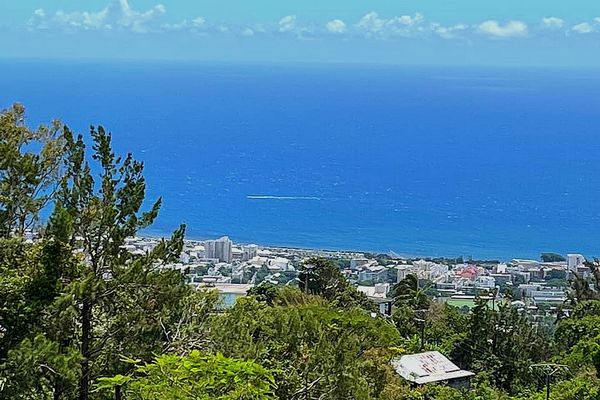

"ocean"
[1,61,600,260]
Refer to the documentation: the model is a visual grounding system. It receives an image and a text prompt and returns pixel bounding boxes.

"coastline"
[139,230,513,263]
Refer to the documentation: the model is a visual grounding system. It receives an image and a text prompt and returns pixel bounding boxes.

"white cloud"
[542,17,564,29]
[390,13,424,27]
[29,8,49,29]
[431,23,468,39]
[572,22,595,34]
[356,12,386,34]
[326,19,346,34]
[29,0,166,33]
[241,27,254,37]
[356,11,425,37]
[161,16,207,32]
[26,6,598,43]
[279,15,296,33]
[477,20,528,38]
[192,17,205,28]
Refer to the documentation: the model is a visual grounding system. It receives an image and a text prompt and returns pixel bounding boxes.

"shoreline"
[139,231,514,263]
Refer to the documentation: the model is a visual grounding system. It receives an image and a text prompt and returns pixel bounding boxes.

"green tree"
[451,298,550,393]
[97,351,277,400]
[555,300,600,378]
[566,260,600,306]
[540,253,566,262]
[298,257,376,312]
[247,282,280,306]
[0,103,64,237]
[0,122,208,400]
[211,292,400,399]
[255,265,271,284]
[0,334,81,399]
[49,125,194,400]
[392,274,430,310]
[523,375,600,400]
[424,302,469,354]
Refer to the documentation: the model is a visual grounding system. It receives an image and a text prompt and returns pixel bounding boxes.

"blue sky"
[2,0,600,66]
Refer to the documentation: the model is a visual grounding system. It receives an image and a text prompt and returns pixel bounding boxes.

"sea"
[1,60,600,260]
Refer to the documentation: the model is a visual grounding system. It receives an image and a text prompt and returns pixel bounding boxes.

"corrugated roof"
[391,351,474,384]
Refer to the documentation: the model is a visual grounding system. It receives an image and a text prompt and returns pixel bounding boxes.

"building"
[391,351,474,387]
[397,265,418,282]
[567,254,585,273]
[204,236,233,263]
[242,244,258,261]
[490,273,512,287]
[359,265,388,283]
[475,275,496,289]
[530,289,566,305]
[512,259,541,269]
[267,257,290,271]
[350,257,370,270]
[413,260,448,280]
[357,283,392,315]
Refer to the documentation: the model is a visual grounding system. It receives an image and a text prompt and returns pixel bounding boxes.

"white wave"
[247,195,321,201]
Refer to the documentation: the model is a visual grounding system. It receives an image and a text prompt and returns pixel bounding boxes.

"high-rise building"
[204,236,233,263]
[242,244,258,261]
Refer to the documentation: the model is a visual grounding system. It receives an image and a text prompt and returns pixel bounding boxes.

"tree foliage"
[451,298,550,393]
[211,290,400,399]
[540,253,566,262]
[392,274,430,310]
[298,257,376,312]
[0,106,211,400]
[0,103,65,237]
[97,351,276,400]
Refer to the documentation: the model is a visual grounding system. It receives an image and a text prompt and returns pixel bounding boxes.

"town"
[124,235,587,319]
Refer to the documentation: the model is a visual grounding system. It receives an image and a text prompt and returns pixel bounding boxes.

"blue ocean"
[2,61,600,260]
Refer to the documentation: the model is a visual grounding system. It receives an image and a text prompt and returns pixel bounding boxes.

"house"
[391,351,474,388]
[350,257,370,270]
[357,283,393,315]
[359,265,388,283]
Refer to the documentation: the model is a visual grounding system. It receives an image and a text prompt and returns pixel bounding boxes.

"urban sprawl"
[123,235,587,320]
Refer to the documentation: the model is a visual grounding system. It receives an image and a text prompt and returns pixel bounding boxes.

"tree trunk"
[53,380,62,400]
[115,385,123,400]
[79,297,92,400]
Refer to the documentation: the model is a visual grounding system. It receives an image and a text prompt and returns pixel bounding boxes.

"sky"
[2,0,600,66]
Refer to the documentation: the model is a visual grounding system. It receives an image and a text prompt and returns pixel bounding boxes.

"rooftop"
[391,351,474,385]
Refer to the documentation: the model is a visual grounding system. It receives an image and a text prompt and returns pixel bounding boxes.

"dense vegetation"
[1,104,600,399]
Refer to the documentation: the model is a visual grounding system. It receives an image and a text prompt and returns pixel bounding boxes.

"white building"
[204,236,233,263]
[359,265,388,283]
[357,283,392,315]
[268,257,290,271]
[567,254,585,273]
[397,260,448,282]
[475,276,496,289]
[243,245,258,261]
[397,265,419,282]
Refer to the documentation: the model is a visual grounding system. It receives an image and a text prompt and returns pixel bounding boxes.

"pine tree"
[0,103,64,237]
[52,126,187,400]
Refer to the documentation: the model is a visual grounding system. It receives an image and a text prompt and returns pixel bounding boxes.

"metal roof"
[391,351,474,384]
